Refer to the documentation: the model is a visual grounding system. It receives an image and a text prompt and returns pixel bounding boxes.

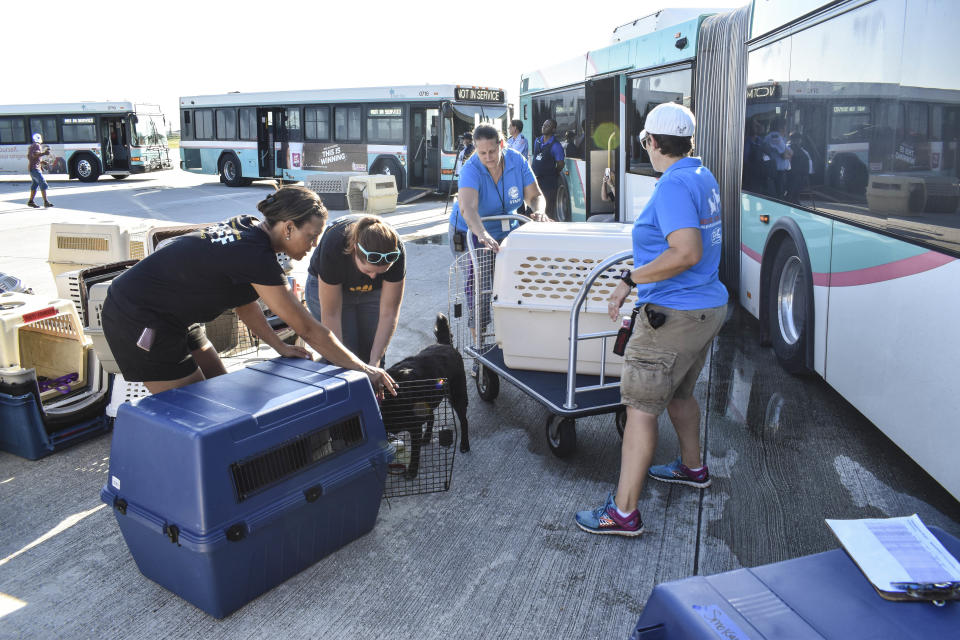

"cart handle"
[464,214,531,354]
[565,250,633,409]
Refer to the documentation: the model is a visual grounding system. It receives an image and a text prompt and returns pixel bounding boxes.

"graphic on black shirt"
[108,215,286,332]
[308,218,406,293]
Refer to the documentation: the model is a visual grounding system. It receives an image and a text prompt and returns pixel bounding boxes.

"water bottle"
[613,315,633,356]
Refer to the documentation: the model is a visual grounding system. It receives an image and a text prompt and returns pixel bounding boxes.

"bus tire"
[370,157,405,191]
[220,154,246,187]
[112,175,128,180]
[766,237,812,374]
[73,154,101,182]
[555,181,571,222]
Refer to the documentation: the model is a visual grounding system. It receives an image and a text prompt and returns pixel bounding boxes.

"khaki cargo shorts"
[620,302,727,415]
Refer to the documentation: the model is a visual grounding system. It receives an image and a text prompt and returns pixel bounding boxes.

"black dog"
[380,313,469,479]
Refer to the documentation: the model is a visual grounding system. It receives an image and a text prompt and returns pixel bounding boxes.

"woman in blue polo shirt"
[448,124,549,372]
[448,124,549,254]
[575,102,728,537]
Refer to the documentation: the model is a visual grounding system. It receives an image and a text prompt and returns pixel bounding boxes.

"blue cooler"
[100,358,393,618]
[630,527,960,639]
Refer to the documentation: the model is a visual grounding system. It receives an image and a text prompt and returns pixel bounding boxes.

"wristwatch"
[619,269,635,286]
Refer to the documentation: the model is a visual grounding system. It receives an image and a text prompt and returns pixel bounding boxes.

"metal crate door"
[448,247,497,359]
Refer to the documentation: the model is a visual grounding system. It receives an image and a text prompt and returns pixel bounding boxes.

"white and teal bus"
[0,102,172,182]
[178,85,508,200]
[522,0,960,500]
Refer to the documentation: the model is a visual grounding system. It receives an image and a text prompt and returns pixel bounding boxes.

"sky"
[3,0,737,131]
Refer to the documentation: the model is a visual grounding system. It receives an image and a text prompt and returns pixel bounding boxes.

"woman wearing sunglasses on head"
[304,216,405,367]
[100,186,398,397]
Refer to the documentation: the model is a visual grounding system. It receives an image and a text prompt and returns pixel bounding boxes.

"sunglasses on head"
[357,242,400,264]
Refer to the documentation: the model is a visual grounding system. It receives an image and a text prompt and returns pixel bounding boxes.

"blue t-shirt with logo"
[449,148,535,241]
[632,157,728,310]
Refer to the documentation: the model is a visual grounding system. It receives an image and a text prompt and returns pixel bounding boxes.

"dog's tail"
[434,312,452,345]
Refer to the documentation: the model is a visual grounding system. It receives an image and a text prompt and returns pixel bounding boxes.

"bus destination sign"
[455,87,503,103]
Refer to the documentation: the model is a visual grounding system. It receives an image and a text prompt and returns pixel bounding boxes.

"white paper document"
[825,514,960,593]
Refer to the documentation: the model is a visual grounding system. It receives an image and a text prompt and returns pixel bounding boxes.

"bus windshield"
[133,113,167,146]
[443,104,508,152]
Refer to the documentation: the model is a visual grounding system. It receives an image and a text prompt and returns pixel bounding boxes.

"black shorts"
[101,294,209,382]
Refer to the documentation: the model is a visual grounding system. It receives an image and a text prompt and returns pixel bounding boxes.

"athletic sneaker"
[648,457,711,488]
[27,201,39,208]
[575,493,644,537]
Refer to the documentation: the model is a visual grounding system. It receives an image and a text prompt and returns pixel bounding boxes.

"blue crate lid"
[101,358,389,539]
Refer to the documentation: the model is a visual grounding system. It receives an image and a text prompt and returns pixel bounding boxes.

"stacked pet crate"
[491,221,636,376]
[101,358,393,618]
[380,378,460,498]
[0,292,110,459]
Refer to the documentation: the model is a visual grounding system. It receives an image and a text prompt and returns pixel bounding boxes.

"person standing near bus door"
[457,132,475,168]
[304,216,405,368]
[532,119,565,220]
[764,118,792,199]
[575,102,727,537]
[26,133,53,208]
[507,119,528,159]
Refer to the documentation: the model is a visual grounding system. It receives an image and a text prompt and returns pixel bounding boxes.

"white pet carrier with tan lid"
[492,222,636,376]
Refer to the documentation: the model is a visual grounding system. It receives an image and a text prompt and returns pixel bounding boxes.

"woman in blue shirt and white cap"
[575,102,728,537]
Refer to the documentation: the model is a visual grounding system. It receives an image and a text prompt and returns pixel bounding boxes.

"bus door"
[409,106,440,188]
[585,76,618,219]
[101,116,130,173]
[257,108,288,178]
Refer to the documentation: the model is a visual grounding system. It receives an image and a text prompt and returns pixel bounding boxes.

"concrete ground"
[1,171,959,639]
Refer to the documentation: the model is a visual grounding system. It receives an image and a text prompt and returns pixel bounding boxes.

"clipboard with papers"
[826,514,960,605]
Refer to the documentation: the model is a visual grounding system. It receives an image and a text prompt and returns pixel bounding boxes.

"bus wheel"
[767,237,811,374]
[370,158,405,191]
[555,182,571,221]
[112,175,128,180]
[220,154,245,187]
[74,154,101,182]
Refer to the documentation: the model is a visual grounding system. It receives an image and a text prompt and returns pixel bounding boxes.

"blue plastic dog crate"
[0,368,111,460]
[630,527,960,639]
[100,358,393,618]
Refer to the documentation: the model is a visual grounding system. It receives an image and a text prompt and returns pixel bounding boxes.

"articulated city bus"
[178,85,508,199]
[521,0,960,500]
[0,102,172,182]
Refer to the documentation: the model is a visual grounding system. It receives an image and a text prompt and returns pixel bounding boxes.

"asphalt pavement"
[1,170,959,639]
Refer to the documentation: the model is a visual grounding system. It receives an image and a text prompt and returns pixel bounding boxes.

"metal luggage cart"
[449,214,632,457]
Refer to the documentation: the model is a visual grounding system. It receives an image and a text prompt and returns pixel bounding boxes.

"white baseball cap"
[32,133,43,144]
[640,102,695,139]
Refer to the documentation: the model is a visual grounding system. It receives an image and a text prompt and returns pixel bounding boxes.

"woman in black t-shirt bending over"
[101,186,397,396]
[304,216,405,367]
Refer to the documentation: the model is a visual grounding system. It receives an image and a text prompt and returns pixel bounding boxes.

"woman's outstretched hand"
[276,343,313,359]
[365,366,399,399]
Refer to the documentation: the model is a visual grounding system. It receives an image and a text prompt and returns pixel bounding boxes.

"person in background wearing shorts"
[575,102,728,536]
[304,216,405,368]
[101,185,397,396]
[26,133,53,208]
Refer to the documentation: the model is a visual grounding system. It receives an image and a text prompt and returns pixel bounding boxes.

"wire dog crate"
[448,247,498,362]
[381,378,459,498]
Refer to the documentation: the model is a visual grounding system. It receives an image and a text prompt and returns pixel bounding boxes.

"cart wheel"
[615,407,627,439]
[545,415,577,458]
[476,364,499,401]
